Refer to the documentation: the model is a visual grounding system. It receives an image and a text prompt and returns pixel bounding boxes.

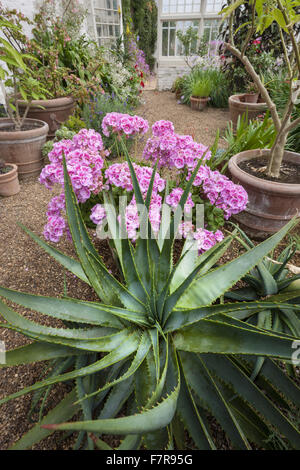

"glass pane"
[169,28,175,56]
[162,28,169,56]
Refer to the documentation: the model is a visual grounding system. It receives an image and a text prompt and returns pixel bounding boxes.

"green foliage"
[0,18,48,130]
[123,0,157,70]
[219,0,300,91]
[181,67,230,108]
[82,92,134,158]
[1,138,300,450]
[226,223,300,378]
[263,72,300,153]
[191,78,212,98]
[42,125,77,159]
[209,112,277,173]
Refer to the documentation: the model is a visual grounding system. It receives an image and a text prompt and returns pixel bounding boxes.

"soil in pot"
[239,157,300,184]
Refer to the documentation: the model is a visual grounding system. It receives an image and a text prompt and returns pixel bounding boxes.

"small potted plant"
[0,18,49,179]
[1,5,101,140]
[172,76,185,100]
[0,159,20,197]
[244,82,260,103]
[190,78,212,111]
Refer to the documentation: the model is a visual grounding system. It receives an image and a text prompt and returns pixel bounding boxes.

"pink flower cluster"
[190,164,248,219]
[143,120,211,169]
[193,228,224,254]
[91,162,166,242]
[166,188,194,214]
[105,162,165,194]
[40,129,108,243]
[102,113,149,138]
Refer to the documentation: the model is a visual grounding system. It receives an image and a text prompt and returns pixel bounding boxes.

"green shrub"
[0,139,300,450]
[181,67,230,108]
[82,93,134,158]
[191,78,212,98]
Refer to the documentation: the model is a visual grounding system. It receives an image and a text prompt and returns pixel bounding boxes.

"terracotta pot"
[190,96,209,111]
[228,149,300,239]
[0,163,20,196]
[243,93,259,103]
[229,94,267,129]
[0,118,49,179]
[18,96,75,140]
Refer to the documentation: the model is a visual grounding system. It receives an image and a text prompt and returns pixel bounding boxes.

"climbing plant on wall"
[122,0,157,70]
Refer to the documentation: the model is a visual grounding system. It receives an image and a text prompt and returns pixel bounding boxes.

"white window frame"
[90,0,123,46]
[158,0,221,61]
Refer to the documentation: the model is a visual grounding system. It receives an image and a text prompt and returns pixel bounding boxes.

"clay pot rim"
[229,93,267,107]
[191,95,209,100]
[0,162,18,176]
[17,95,75,108]
[229,149,300,194]
[0,118,49,139]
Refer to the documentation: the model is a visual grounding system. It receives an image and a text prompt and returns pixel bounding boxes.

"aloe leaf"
[165,296,300,332]
[75,332,151,403]
[103,191,123,272]
[0,333,139,406]
[202,354,300,449]
[170,233,233,294]
[243,356,300,408]
[176,218,299,309]
[10,389,80,450]
[19,224,90,285]
[0,286,123,329]
[42,383,180,435]
[85,248,147,314]
[158,235,234,320]
[180,352,250,449]
[0,342,81,368]
[121,237,149,304]
[98,374,134,420]
[173,317,299,359]
[177,354,215,450]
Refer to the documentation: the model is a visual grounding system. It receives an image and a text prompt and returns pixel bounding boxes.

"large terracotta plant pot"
[229,94,267,129]
[228,149,300,238]
[190,96,209,111]
[0,163,20,196]
[0,118,49,179]
[18,96,75,140]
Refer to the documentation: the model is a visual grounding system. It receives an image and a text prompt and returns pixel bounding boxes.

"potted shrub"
[222,0,300,237]
[0,18,49,179]
[1,5,102,139]
[172,76,185,100]
[190,78,212,111]
[0,159,20,196]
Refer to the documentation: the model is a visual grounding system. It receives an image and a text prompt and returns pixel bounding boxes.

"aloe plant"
[0,142,300,450]
[225,224,300,380]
